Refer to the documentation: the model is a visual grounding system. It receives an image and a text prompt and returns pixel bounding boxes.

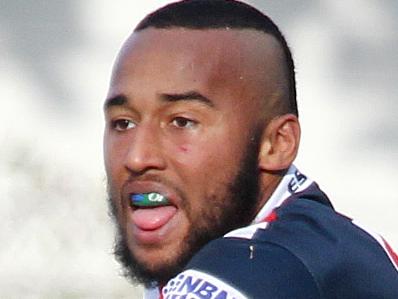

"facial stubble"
[108,129,262,287]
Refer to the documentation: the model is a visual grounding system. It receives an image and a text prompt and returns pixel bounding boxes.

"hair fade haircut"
[135,0,298,116]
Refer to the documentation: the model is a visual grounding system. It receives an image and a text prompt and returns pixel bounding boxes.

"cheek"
[104,136,128,191]
[172,136,242,186]
[103,132,115,171]
[104,134,126,168]
[172,141,207,169]
[178,145,189,153]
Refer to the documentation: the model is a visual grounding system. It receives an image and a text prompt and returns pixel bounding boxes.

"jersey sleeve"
[161,237,320,299]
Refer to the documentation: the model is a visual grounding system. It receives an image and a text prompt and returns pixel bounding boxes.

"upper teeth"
[131,192,169,207]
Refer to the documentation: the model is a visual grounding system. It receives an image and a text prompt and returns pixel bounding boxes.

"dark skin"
[104,28,300,284]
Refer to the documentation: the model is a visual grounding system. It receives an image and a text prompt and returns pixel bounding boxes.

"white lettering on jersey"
[162,269,248,299]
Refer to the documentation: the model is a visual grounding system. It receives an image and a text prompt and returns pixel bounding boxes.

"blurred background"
[0,0,397,298]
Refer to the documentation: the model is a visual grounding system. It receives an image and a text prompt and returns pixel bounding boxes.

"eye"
[111,119,136,131]
[171,117,197,129]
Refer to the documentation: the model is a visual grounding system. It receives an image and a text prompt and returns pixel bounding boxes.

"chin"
[132,245,179,272]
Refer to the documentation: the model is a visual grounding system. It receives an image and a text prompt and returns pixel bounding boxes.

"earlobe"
[258,114,300,171]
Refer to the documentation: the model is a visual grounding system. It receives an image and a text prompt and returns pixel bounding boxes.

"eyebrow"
[103,90,214,111]
[103,94,127,110]
[161,91,214,107]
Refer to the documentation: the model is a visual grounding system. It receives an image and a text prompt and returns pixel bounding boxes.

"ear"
[258,114,300,171]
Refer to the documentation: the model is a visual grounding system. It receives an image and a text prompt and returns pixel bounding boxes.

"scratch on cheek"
[179,145,189,153]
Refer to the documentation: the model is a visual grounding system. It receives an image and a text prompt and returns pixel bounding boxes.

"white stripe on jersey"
[253,164,313,224]
[225,164,313,240]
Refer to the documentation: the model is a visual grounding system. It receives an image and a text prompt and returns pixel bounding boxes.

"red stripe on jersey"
[383,239,398,270]
[264,211,278,223]
[159,286,164,299]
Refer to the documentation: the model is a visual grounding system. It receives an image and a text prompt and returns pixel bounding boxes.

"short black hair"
[135,0,298,116]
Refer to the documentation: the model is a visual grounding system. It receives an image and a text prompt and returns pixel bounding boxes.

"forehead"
[109,28,283,112]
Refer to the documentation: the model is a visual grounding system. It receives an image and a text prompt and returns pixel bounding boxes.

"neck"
[255,170,285,216]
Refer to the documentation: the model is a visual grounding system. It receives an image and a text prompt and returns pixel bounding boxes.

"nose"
[124,123,166,174]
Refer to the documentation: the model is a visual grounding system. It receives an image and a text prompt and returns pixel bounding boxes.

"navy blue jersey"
[145,166,398,299]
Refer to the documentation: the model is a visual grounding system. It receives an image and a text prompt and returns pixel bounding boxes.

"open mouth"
[129,192,178,232]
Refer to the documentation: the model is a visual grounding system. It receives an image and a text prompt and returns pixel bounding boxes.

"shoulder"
[166,198,398,299]
[222,198,398,298]
[164,236,320,299]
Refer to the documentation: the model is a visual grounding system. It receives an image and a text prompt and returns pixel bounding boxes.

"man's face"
[104,28,279,285]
